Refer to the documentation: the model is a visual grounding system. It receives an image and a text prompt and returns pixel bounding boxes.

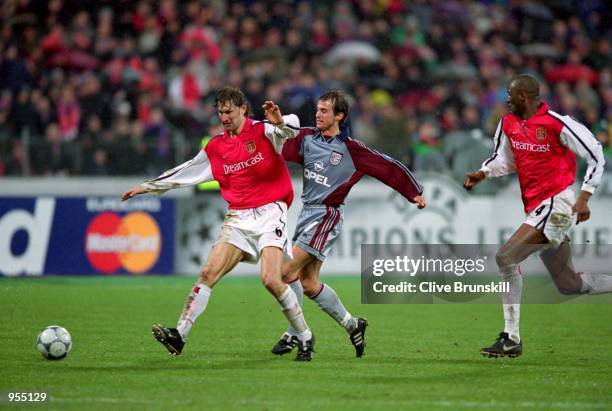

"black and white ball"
[36,326,72,360]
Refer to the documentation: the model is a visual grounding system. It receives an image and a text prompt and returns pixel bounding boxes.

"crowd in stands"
[0,0,610,192]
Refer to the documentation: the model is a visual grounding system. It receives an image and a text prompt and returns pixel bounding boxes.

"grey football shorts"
[293,205,344,261]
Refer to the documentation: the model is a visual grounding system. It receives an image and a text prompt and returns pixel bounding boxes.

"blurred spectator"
[4,140,28,175]
[83,147,109,176]
[79,73,111,128]
[0,44,32,93]
[412,121,448,173]
[31,122,73,175]
[0,90,13,160]
[145,106,172,173]
[57,85,81,141]
[168,61,208,112]
[11,88,36,135]
[31,91,55,136]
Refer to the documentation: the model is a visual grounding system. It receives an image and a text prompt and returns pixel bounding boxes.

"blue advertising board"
[0,197,175,276]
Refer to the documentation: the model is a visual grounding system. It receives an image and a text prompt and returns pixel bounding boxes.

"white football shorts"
[215,201,292,263]
[524,187,577,248]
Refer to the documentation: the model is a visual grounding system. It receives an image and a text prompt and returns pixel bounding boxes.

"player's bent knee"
[301,278,320,297]
[495,250,516,268]
[261,272,282,291]
[282,271,298,284]
[199,266,220,287]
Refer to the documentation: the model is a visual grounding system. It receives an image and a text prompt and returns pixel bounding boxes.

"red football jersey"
[482,102,604,212]
[141,115,300,209]
[206,118,293,209]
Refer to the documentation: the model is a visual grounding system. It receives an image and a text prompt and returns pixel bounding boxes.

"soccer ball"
[36,326,72,360]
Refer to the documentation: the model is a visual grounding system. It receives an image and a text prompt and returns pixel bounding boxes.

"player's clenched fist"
[463,170,486,191]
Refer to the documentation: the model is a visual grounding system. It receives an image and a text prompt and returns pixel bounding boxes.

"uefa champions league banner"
[0,197,175,276]
[176,174,612,276]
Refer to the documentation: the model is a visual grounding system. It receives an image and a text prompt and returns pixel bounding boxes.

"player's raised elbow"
[282,114,300,138]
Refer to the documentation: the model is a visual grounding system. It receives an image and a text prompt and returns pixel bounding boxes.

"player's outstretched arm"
[344,138,423,202]
[121,150,214,201]
[463,170,486,191]
[143,150,214,192]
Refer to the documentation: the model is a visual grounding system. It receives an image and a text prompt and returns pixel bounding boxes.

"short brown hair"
[215,87,250,116]
[318,90,349,124]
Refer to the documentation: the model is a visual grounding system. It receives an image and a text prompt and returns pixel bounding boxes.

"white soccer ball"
[36,326,72,360]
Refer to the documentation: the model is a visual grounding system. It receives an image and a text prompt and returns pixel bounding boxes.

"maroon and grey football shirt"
[282,126,423,206]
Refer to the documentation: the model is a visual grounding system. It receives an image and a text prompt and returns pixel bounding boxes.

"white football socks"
[277,286,312,342]
[176,283,212,341]
[500,264,522,343]
[580,273,612,295]
[286,279,304,336]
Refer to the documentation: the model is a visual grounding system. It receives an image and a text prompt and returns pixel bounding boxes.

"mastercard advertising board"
[0,197,175,276]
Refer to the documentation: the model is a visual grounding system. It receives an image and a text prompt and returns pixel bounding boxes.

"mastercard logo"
[85,212,161,274]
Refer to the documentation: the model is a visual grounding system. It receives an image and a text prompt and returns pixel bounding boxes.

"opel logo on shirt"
[314,161,324,171]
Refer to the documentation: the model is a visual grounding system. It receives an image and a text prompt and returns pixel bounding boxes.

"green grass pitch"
[1,276,611,410]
